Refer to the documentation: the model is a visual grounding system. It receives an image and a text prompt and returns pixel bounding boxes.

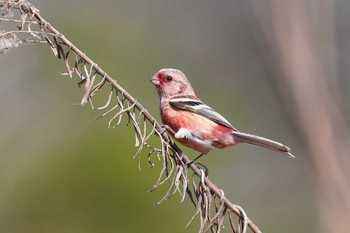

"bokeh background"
[1,0,350,232]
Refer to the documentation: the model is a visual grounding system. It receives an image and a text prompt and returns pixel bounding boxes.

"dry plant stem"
[0,1,262,232]
[42,21,261,233]
[56,32,260,230]
[186,156,257,232]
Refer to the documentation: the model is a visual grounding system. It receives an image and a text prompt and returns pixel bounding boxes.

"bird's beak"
[150,76,160,86]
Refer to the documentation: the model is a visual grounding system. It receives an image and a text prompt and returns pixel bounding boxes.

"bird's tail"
[232,131,294,158]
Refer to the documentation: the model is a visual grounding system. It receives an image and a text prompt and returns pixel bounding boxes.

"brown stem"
[1,1,263,232]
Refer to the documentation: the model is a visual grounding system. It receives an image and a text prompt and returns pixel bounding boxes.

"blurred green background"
[1,0,350,232]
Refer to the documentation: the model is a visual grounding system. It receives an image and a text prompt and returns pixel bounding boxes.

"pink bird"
[150,68,294,161]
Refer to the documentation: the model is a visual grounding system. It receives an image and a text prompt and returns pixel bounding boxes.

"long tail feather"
[233,131,294,158]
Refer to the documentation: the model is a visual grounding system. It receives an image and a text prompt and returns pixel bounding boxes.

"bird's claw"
[159,124,176,135]
[158,125,168,134]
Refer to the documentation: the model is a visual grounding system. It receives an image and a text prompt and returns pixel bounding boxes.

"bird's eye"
[166,76,173,81]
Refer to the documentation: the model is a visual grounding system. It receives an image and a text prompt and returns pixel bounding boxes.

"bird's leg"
[187,153,205,166]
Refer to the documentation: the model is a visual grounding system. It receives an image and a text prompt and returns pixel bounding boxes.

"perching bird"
[150,68,294,160]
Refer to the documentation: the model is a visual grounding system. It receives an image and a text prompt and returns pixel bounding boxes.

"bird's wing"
[169,96,237,130]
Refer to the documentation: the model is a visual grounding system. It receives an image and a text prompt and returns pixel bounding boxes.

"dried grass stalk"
[0,1,262,232]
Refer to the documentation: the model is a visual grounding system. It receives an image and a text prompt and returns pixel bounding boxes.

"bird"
[150,68,294,161]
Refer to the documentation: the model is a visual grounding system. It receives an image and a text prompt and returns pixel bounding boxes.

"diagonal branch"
[0,1,262,232]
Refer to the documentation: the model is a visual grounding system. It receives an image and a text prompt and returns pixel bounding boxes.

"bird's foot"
[159,124,176,135]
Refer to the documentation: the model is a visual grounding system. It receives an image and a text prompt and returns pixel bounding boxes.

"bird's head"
[150,68,195,99]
